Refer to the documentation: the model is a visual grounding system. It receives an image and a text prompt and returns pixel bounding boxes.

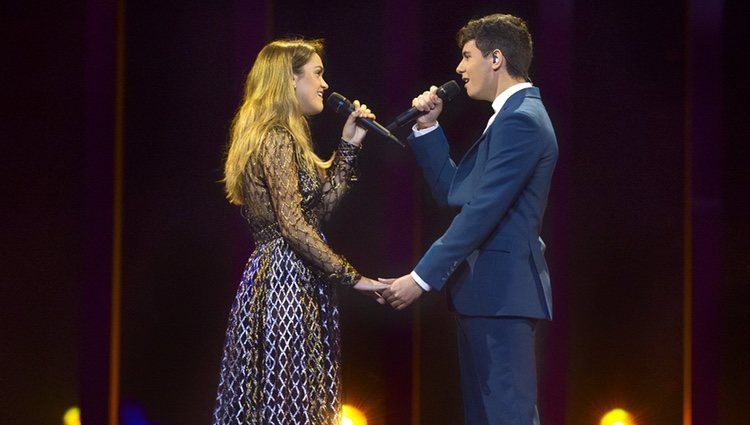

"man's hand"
[412,86,443,129]
[353,276,390,305]
[380,274,425,310]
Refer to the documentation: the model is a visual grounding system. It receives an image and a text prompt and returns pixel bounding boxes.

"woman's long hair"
[223,38,332,205]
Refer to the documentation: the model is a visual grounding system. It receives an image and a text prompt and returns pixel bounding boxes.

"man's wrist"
[410,271,431,291]
[412,122,440,137]
[415,120,438,130]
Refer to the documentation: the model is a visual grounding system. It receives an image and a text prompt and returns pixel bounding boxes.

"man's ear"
[491,49,503,69]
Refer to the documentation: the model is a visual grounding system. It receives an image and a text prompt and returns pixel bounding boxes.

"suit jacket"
[408,87,557,319]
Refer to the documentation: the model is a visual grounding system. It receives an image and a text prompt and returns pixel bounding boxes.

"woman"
[213,38,387,425]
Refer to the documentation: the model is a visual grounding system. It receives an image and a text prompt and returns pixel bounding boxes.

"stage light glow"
[600,408,636,425]
[63,406,81,425]
[341,404,367,425]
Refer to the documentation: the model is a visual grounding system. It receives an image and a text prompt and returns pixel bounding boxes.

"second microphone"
[326,92,404,146]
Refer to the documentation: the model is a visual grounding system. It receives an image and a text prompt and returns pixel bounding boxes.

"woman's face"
[294,53,328,116]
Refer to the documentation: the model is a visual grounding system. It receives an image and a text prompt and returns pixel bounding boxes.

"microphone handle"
[327,92,404,146]
[386,108,425,132]
[385,80,460,131]
[356,117,404,147]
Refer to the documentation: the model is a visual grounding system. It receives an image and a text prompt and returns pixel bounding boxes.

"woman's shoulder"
[258,126,296,153]
[265,126,294,141]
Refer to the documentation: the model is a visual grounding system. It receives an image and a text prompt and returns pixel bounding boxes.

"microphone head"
[436,80,461,101]
[326,92,352,114]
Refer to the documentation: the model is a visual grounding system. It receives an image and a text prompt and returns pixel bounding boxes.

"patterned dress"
[213,128,362,425]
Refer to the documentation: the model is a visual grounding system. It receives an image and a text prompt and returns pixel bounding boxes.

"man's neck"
[494,76,528,99]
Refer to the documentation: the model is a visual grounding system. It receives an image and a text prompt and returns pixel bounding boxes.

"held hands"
[379,274,425,310]
[412,86,443,129]
[353,274,426,309]
[342,100,375,146]
[353,276,390,305]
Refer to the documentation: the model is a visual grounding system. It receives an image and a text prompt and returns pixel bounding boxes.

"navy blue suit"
[408,86,557,424]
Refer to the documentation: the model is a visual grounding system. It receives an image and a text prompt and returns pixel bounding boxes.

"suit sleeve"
[413,112,544,290]
[407,126,457,206]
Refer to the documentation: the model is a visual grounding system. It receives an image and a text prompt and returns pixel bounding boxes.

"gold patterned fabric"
[213,128,361,425]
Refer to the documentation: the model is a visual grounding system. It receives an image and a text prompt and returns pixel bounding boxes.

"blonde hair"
[223,38,333,205]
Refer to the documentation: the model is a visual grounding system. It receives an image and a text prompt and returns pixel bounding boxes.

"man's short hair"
[457,14,533,81]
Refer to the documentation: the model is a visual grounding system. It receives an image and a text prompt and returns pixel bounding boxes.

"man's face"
[456,40,496,101]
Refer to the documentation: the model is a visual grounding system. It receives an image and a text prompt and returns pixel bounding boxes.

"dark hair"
[456,14,533,81]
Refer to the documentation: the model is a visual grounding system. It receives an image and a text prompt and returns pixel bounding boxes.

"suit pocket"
[473,239,533,289]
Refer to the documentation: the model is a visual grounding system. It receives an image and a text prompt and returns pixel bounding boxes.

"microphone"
[326,92,404,147]
[385,80,461,131]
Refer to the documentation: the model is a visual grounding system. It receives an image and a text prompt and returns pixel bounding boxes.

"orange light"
[600,408,636,425]
[63,406,81,425]
[341,404,367,425]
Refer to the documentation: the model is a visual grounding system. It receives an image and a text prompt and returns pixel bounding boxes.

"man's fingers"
[382,288,396,300]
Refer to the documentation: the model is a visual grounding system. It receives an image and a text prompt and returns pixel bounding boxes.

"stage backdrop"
[3,0,749,424]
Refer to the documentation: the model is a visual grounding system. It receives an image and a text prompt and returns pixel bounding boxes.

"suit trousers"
[456,315,540,425]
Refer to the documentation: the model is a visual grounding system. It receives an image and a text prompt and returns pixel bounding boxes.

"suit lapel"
[456,87,539,168]
[453,131,487,184]
[448,87,538,201]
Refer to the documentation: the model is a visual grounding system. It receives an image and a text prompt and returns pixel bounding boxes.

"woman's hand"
[353,276,390,305]
[341,100,376,146]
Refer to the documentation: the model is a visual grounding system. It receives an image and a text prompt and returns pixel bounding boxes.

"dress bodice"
[239,128,361,286]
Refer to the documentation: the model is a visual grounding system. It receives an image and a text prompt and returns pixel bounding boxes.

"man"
[381,13,558,425]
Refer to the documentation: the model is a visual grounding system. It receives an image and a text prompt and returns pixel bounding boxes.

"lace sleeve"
[260,131,360,286]
[320,140,361,220]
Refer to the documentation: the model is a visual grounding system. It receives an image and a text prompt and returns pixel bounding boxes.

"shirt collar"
[483,82,533,134]
[492,82,533,114]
